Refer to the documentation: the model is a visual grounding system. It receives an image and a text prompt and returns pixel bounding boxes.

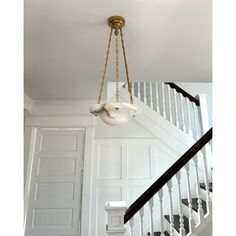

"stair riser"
[200,188,212,201]
[164,218,180,236]
[181,202,199,224]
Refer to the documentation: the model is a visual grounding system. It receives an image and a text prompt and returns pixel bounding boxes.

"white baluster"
[131,82,135,98]
[158,188,165,236]
[129,217,134,236]
[149,197,154,236]
[202,146,212,215]
[161,83,167,119]
[139,207,144,236]
[167,84,173,123]
[143,82,147,105]
[193,103,200,140]
[137,82,141,100]
[167,179,174,236]
[185,97,194,137]
[173,89,180,128]
[179,94,187,133]
[176,171,186,236]
[184,162,195,234]
[149,82,154,110]
[192,155,204,224]
[155,83,160,113]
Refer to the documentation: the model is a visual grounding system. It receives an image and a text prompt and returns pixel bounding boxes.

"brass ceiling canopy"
[89,16,137,126]
[108,16,125,30]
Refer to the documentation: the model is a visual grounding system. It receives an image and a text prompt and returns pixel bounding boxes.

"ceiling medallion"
[90,16,138,126]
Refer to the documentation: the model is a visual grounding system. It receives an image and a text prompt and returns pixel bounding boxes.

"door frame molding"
[24,127,37,230]
[24,115,94,235]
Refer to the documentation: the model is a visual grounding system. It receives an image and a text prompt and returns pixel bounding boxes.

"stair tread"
[164,214,189,234]
[200,182,213,192]
[147,231,170,236]
[182,198,207,215]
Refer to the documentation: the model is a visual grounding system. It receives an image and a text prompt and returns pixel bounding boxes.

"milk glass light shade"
[90,102,137,126]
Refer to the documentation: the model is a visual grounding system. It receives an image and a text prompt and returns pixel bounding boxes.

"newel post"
[105,201,127,236]
[197,94,210,135]
[197,94,212,180]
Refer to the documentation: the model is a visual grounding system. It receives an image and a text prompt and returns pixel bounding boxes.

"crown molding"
[24,95,34,111]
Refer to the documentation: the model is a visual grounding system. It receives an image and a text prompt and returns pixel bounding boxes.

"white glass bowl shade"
[89,102,137,126]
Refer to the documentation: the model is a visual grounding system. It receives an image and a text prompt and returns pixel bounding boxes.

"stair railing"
[105,128,212,236]
[123,82,210,140]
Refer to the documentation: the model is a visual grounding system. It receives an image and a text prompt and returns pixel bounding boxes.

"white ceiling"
[24,0,211,100]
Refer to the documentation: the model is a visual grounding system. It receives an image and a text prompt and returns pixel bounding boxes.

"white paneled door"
[25,129,85,236]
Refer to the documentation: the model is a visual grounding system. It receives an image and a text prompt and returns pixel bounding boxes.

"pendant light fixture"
[89,16,137,126]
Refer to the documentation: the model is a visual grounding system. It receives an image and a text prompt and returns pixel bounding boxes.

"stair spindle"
[184,162,195,234]
[155,83,160,113]
[192,155,205,224]
[179,94,187,133]
[173,89,180,128]
[129,217,134,236]
[167,179,175,236]
[131,82,135,97]
[158,188,165,236]
[176,171,186,236]
[185,97,194,137]
[139,207,144,236]
[143,82,147,105]
[149,197,154,236]
[137,82,141,100]
[202,146,212,215]
[161,83,167,119]
[193,103,200,140]
[167,84,173,123]
[149,82,154,110]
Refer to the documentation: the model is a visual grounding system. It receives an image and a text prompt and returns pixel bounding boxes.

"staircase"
[105,83,212,236]
[164,182,212,236]
[146,181,212,236]
[122,82,205,141]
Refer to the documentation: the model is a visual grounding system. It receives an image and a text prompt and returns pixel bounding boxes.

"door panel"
[25,129,84,236]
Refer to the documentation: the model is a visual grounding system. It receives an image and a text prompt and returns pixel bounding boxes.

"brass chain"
[97,24,133,104]
[97,27,113,104]
[120,28,133,104]
[115,29,119,103]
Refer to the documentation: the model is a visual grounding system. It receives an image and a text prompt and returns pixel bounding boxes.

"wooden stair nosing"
[182,198,207,215]
[147,231,170,236]
[200,182,213,192]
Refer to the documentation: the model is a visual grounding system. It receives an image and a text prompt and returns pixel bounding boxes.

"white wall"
[176,83,212,127]
[91,118,185,236]
[94,119,155,139]
[198,218,212,236]
[29,100,96,116]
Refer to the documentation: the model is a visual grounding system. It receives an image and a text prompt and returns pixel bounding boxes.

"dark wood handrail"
[165,82,200,106]
[124,128,212,223]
